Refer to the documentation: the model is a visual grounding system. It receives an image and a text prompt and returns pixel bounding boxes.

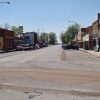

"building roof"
[92,20,98,25]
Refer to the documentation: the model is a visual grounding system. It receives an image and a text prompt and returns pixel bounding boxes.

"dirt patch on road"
[61,49,66,61]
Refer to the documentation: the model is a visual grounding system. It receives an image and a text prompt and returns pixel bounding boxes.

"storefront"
[83,34,89,50]
[77,33,83,48]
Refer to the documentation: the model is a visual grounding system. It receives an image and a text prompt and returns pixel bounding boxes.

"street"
[0,45,100,100]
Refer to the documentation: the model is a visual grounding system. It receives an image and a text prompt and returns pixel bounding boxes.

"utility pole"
[37,28,45,42]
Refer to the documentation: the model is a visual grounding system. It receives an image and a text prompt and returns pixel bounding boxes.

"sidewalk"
[0,49,16,53]
[80,49,100,58]
[0,50,6,53]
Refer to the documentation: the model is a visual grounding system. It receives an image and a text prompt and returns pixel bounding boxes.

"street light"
[0,1,10,4]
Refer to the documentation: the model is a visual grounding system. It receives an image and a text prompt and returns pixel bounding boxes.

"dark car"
[16,44,28,51]
[62,44,67,50]
[62,44,79,50]
[27,44,36,50]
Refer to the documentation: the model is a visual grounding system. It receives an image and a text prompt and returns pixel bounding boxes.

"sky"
[0,0,100,42]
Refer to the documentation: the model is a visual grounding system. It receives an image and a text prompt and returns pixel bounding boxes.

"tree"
[67,24,80,44]
[17,26,23,35]
[40,32,48,43]
[11,26,18,37]
[60,33,67,44]
[0,23,24,37]
[65,31,71,42]
[67,24,80,39]
[3,23,10,29]
[61,23,80,44]
[0,23,10,30]
[49,32,57,45]
[11,26,24,37]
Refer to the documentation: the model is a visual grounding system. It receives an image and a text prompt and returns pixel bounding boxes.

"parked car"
[16,44,34,51]
[35,44,40,49]
[62,44,67,50]
[62,44,79,50]
[28,43,37,50]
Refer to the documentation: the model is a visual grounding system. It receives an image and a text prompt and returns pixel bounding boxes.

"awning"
[77,34,82,41]
[83,34,89,41]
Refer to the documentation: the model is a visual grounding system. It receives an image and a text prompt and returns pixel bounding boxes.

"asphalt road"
[0,45,100,100]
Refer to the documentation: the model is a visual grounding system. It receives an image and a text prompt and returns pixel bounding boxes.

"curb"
[0,50,16,54]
